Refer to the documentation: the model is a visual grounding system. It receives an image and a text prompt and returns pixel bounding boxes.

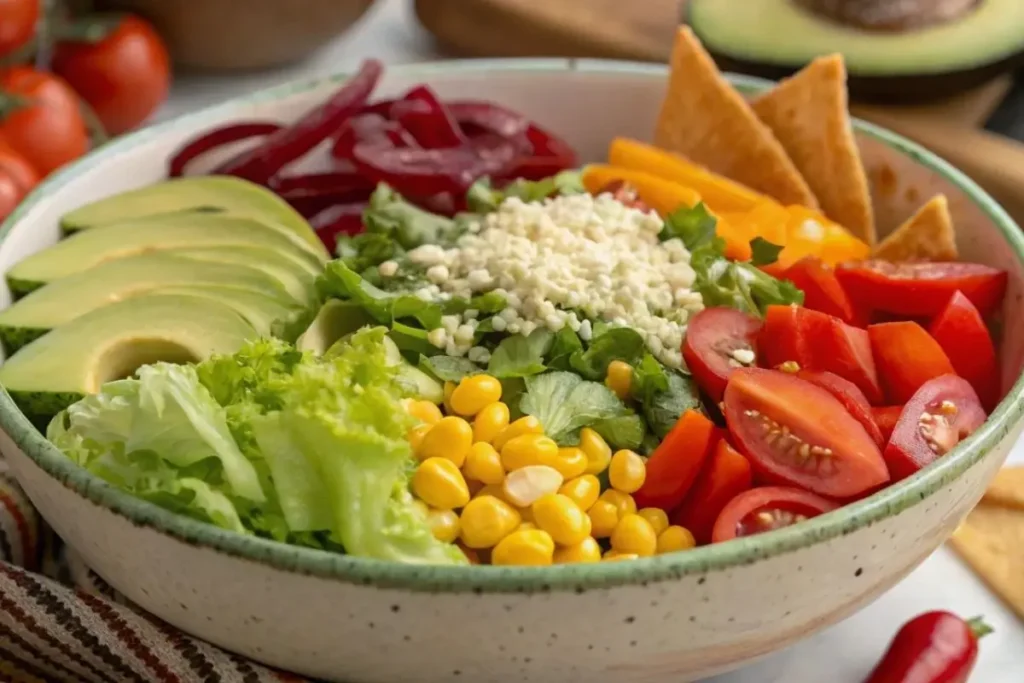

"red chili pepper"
[217,59,383,184]
[864,611,991,683]
[391,86,466,149]
[168,121,283,177]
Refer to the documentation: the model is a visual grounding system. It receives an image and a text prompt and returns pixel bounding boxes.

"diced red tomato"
[711,486,839,543]
[760,305,883,404]
[723,368,889,498]
[633,410,719,511]
[868,321,956,405]
[797,370,884,448]
[928,291,1001,412]
[872,406,904,444]
[836,261,1007,320]
[672,439,753,545]
[784,257,861,325]
[884,375,986,482]
[681,307,762,402]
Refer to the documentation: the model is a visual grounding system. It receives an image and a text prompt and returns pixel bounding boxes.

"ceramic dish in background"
[1,61,1023,683]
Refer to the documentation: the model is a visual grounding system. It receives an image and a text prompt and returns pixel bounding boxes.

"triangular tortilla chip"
[949,502,1024,621]
[654,27,818,209]
[872,195,958,261]
[984,467,1024,509]
[751,55,876,246]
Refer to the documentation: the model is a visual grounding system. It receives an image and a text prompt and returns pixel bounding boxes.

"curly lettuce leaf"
[466,171,585,213]
[363,183,463,249]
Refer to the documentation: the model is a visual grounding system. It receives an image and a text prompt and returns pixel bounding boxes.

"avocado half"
[687,0,1024,102]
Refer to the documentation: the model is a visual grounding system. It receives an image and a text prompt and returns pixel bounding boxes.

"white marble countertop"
[163,2,1024,680]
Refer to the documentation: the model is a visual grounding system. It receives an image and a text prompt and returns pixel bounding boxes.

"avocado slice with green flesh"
[7,214,324,296]
[0,254,305,353]
[0,293,257,426]
[157,286,311,342]
[295,299,375,355]
[166,245,317,303]
[687,0,1024,102]
[60,175,329,259]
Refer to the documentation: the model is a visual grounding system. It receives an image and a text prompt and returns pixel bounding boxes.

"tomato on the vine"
[0,0,38,58]
[0,67,88,176]
[53,15,171,136]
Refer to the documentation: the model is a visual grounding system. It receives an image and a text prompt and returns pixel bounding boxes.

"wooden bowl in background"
[95,0,377,70]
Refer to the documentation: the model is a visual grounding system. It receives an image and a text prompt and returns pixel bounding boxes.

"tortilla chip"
[872,195,958,261]
[949,502,1024,621]
[751,55,876,246]
[984,467,1024,509]
[654,27,818,209]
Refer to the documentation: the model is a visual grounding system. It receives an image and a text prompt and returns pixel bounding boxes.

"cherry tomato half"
[784,257,861,325]
[723,368,889,498]
[797,370,885,448]
[872,405,904,444]
[682,307,762,402]
[0,67,88,176]
[868,321,955,405]
[711,486,839,543]
[633,409,719,511]
[884,375,986,482]
[836,261,1008,320]
[0,0,38,58]
[929,291,1000,412]
[0,140,37,222]
[673,438,752,545]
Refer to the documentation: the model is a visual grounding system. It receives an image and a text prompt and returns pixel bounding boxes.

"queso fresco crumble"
[380,192,704,368]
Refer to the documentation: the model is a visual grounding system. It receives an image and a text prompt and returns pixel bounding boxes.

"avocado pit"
[794,0,983,32]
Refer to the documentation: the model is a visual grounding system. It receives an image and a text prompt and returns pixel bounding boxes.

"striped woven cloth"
[0,461,311,683]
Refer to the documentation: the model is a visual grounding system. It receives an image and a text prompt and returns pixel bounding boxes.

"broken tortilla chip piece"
[984,466,1024,509]
[751,55,877,247]
[949,502,1024,621]
[872,195,958,262]
[654,27,818,210]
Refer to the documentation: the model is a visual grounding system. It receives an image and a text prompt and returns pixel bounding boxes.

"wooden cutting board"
[414,0,1024,223]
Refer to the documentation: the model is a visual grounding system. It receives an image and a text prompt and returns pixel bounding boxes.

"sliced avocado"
[688,0,1024,102]
[295,299,375,355]
[157,286,311,341]
[7,214,323,296]
[0,294,257,426]
[166,245,317,303]
[60,175,329,259]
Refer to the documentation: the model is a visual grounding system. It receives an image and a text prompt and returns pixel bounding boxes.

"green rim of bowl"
[1,59,1022,593]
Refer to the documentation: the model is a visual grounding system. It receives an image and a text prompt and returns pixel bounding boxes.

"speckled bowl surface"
[1,61,1023,683]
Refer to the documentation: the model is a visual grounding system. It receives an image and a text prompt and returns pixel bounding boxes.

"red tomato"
[929,291,1000,412]
[711,486,839,543]
[0,67,88,176]
[884,375,986,482]
[760,305,809,368]
[52,15,170,135]
[681,307,762,402]
[723,368,889,498]
[836,261,1007,320]
[0,140,36,222]
[673,439,752,545]
[868,322,956,405]
[872,406,904,444]
[784,257,861,325]
[0,0,37,57]
[797,370,884,448]
[633,410,719,511]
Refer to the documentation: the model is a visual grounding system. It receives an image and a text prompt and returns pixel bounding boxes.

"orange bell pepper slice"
[608,138,764,214]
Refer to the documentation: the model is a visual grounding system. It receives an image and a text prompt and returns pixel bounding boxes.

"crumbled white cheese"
[378,260,399,277]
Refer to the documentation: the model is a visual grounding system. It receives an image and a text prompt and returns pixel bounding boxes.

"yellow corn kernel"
[492,416,543,451]
[559,474,601,512]
[473,402,510,443]
[546,447,588,480]
[450,375,503,417]
[588,499,620,538]
[600,489,637,518]
[532,493,592,546]
[406,399,443,425]
[580,427,613,474]
[609,450,647,494]
[412,457,471,510]
[501,433,559,471]
[426,508,460,543]
[605,360,633,400]
[408,424,432,456]
[459,495,521,548]
[603,550,640,562]
[611,513,658,557]
[518,521,538,531]
[554,537,602,564]
[443,381,456,414]
[657,525,697,554]
[491,529,555,566]
[502,465,564,508]
[419,416,473,467]
[638,508,670,536]
[463,442,505,485]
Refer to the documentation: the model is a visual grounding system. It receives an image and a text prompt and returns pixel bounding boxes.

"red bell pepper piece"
[633,410,719,511]
[784,257,862,325]
[672,439,752,545]
[868,321,956,405]
[928,291,1001,412]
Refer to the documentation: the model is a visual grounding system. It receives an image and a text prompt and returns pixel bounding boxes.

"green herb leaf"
[570,327,647,380]
[642,372,700,439]
[487,329,554,378]
[749,236,784,267]
[592,414,646,450]
[421,356,481,383]
[547,326,584,371]
[317,261,444,330]
[363,184,463,249]
[520,371,628,444]
[661,202,720,249]
[466,171,585,213]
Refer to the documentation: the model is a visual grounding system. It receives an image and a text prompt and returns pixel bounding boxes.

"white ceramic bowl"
[2,61,1023,683]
